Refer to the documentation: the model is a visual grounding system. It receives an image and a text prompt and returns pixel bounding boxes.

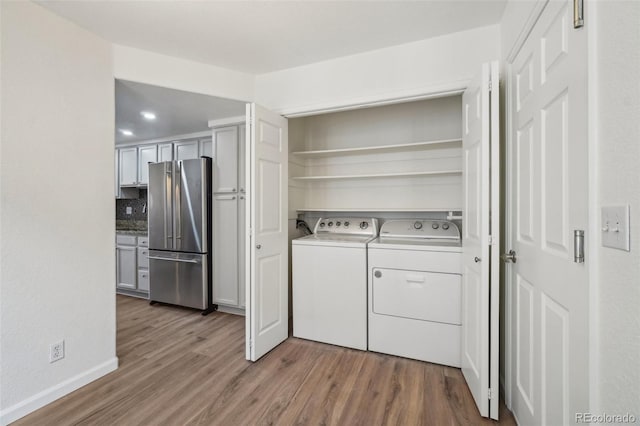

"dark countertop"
[116,219,147,236]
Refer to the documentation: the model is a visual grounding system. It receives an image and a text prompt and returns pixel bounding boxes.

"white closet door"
[508,1,589,424]
[245,103,288,362]
[461,60,500,419]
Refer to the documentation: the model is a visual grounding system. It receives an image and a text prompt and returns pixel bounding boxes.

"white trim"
[586,0,600,414]
[503,61,514,410]
[0,357,118,425]
[505,0,550,63]
[115,130,211,148]
[208,115,246,128]
[277,80,469,118]
[216,305,246,316]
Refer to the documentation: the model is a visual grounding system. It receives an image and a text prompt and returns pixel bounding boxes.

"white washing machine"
[292,217,378,350]
[368,219,462,367]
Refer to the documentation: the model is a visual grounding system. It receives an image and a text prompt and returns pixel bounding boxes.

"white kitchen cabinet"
[137,145,157,186]
[213,194,239,306]
[119,147,138,187]
[174,140,199,160]
[199,138,212,158]
[115,149,120,198]
[137,270,149,292]
[209,123,246,310]
[158,143,173,162]
[238,125,246,308]
[116,245,137,290]
[116,234,149,297]
[213,126,239,193]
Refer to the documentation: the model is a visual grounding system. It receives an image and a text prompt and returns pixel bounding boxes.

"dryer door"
[372,268,461,325]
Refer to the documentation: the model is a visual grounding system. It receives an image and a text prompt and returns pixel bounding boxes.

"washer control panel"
[314,217,379,236]
[380,220,460,240]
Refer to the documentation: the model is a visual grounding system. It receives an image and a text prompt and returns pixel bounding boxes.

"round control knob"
[432,223,440,230]
[442,223,450,230]
[360,221,369,229]
[336,221,341,227]
[413,221,423,230]
[319,222,325,228]
[328,221,334,227]
[344,221,350,227]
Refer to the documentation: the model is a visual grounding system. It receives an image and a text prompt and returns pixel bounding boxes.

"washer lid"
[293,233,374,248]
[379,219,461,241]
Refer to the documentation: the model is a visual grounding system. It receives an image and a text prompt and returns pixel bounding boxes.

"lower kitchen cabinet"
[116,233,149,297]
[116,245,136,290]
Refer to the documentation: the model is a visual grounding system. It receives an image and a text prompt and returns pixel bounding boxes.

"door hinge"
[488,388,494,400]
[488,81,493,92]
[249,339,254,349]
[574,0,584,28]
[488,235,493,245]
[249,228,253,237]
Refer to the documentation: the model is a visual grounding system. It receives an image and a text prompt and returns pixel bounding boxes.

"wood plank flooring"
[15,295,516,425]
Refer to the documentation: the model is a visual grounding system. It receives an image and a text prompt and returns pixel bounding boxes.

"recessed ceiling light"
[120,129,134,136]
[141,111,156,120]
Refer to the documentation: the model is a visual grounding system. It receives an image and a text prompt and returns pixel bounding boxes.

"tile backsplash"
[116,189,147,221]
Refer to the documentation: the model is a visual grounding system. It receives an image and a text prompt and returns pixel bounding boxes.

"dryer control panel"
[379,220,460,240]
[314,217,379,236]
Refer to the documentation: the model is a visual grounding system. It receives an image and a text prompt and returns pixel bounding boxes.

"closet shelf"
[290,170,462,181]
[297,208,462,213]
[291,138,462,157]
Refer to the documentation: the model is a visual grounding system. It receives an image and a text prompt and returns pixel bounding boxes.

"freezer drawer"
[148,250,208,310]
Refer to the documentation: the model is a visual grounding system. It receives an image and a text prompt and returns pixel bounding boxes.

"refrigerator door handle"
[147,255,199,264]
[164,162,173,245]
[175,161,182,241]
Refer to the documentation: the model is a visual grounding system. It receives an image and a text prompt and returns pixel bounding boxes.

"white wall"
[0,2,117,424]
[113,44,254,103]
[255,25,500,114]
[593,0,640,416]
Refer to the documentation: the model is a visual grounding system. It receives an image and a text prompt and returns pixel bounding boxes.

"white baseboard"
[217,304,245,316]
[0,357,118,425]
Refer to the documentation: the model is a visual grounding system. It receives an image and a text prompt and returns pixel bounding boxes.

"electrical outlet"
[126,206,133,215]
[50,340,65,363]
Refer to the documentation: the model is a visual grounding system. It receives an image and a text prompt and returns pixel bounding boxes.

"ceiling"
[38,1,507,74]
[115,80,245,144]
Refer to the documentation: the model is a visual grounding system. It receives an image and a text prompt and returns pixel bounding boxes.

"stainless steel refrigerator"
[147,158,216,314]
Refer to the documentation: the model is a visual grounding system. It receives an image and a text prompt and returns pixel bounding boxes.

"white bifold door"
[244,103,289,362]
[461,61,500,420]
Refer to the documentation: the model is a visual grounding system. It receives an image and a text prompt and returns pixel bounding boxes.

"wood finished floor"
[16,295,516,425]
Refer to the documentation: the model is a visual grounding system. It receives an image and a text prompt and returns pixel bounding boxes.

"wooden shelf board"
[291,138,462,157]
[291,170,462,180]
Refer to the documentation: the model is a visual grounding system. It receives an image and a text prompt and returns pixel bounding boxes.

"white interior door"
[508,1,589,424]
[245,103,288,362]
[461,60,500,420]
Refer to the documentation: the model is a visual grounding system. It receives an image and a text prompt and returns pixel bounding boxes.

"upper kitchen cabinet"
[119,147,138,187]
[200,138,212,158]
[212,126,239,193]
[158,143,173,162]
[137,145,158,186]
[173,140,199,160]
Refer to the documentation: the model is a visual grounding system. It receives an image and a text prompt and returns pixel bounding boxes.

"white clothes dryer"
[367,219,462,367]
[292,217,378,350]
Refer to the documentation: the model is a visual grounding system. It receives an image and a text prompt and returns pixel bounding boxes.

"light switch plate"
[601,205,630,251]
